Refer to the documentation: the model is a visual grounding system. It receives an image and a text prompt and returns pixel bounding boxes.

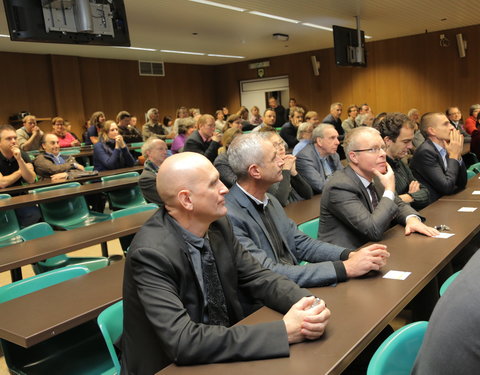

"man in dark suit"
[225,133,389,289]
[138,138,168,206]
[322,102,345,159]
[296,124,343,194]
[122,152,331,375]
[410,112,467,204]
[268,96,286,127]
[279,106,304,148]
[183,114,221,162]
[319,127,438,249]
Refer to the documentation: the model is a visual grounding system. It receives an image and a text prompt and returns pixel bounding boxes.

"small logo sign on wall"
[257,68,265,78]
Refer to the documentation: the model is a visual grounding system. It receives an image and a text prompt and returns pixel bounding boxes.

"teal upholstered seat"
[97,301,124,374]
[101,172,146,210]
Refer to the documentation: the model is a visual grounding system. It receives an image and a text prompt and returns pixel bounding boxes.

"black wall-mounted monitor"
[3,0,130,46]
[333,25,366,67]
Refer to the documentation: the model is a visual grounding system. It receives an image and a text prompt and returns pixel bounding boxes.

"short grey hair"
[330,102,343,109]
[146,108,159,122]
[469,104,480,116]
[344,127,380,161]
[296,122,311,141]
[312,123,335,142]
[355,113,373,127]
[141,137,165,158]
[228,133,267,181]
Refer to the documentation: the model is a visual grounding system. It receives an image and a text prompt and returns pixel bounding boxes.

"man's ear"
[177,189,193,211]
[349,151,359,165]
[248,164,262,180]
[383,136,393,146]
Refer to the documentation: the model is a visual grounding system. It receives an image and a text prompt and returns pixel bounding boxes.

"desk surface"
[283,195,321,225]
[160,199,480,375]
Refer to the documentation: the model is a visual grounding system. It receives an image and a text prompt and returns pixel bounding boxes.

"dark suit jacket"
[319,166,422,249]
[296,143,343,194]
[138,167,163,206]
[410,138,467,203]
[122,208,310,375]
[225,184,350,288]
[183,130,221,163]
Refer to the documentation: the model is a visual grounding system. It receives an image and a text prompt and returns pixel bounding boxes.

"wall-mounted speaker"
[311,56,320,76]
[456,33,467,58]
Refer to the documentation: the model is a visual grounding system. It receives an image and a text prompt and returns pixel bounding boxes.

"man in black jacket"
[183,114,221,162]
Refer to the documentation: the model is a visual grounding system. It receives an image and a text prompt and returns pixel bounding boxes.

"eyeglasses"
[352,146,387,154]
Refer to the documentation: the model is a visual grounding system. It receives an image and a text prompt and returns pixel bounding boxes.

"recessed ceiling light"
[115,46,157,51]
[365,35,372,39]
[160,49,205,56]
[207,54,245,59]
[302,23,333,32]
[249,11,300,24]
[0,34,10,38]
[189,0,246,12]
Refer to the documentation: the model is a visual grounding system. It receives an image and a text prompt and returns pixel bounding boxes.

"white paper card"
[383,270,411,280]
[458,207,478,212]
[433,232,455,239]
[472,191,480,195]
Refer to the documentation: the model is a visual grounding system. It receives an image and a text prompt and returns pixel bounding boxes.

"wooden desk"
[284,195,321,225]
[0,260,123,347]
[439,187,480,202]
[159,200,480,375]
[0,176,139,211]
[0,166,143,196]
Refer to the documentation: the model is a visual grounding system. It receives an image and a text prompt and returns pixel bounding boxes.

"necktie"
[201,239,229,326]
[367,183,378,210]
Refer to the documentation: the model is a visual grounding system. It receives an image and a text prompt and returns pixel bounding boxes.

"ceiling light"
[302,23,333,32]
[207,54,244,59]
[0,34,10,38]
[160,49,205,56]
[249,11,300,24]
[189,0,246,12]
[115,46,157,51]
[365,35,372,39]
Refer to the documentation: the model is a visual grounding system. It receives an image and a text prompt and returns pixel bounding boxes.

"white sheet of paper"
[433,232,455,239]
[472,190,480,195]
[383,270,411,280]
[458,207,478,212]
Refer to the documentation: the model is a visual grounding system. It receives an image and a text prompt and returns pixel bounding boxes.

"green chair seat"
[367,321,428,375]
[128,142,144,148]
[298,218,319,239]
[59,147,81,156]
[85,165,95,171]
[30,182,111,230]
[110,203,158,219]
[467,162,480,174]
[101,172,146,210]
[439,270,461,296]
[97,301,124,374]
[0,194,26,247]
[467,170,476,179]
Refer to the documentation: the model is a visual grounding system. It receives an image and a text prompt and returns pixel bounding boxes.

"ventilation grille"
[138,61,165,76]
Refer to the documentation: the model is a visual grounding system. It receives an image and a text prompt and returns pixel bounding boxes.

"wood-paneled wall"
[0,23,479,137]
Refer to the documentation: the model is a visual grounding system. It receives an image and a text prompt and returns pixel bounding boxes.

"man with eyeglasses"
[183,114,221,163]
[319,127,438,250]
[446,106,471,143]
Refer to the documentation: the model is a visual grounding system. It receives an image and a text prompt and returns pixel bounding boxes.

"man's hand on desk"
[343,244,390,278]
[283,296,330,344]
[405,217,439,237]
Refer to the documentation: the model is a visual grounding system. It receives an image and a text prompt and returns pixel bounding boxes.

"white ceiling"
[0,0,477,65]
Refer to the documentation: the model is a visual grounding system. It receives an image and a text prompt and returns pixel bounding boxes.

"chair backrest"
[100,172,140,183]
[110,203,158,219]
[467,170,476,180]
[468,162,480,174]
[298,218,319,239]
[439,270,461,296]
[367,321,428,375]
[97,300,123,374]
[59,147,81,156]
[0,266,89,303]
[0,194,21,241]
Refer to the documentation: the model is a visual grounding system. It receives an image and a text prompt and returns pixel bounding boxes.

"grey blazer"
[225,184,349,288]
[296,143,343,194]
[319,166,422,249]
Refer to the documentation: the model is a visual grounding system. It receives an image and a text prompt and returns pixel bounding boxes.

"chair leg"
[10,268,23,282]
[101,242,109,257]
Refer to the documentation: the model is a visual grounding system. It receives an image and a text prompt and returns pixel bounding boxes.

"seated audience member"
[189,108,200,118]
[236,106,254,131]
[122,151,331,374]
[268,96,286,127]
[285,98,297,120]
[412,250,480,375]
[355,112,375,128]
[93,120,136,171]
[142,108,174,141]
[183,114,221,163]
[222,106,230,120]
[34,133,85,180]
[296,124,343,194]
[225,132,389,288]
[292,122,313,156]
[214,109,226,132]
[322,103,345,159]
[86,111,105,145]
[139,138,168,206]
[171,118,195,154]
[470,112,480,160]
[446,106,471,143]
[279,106,304,149]
[214,128,242,188]
[374,113,430,210]
[172,106,190,134]
[163,116,174,133]
[16,115,44,151]
[407,108,421,128]
[252,108,276,132]
[304,111,320,128]
[359,103,372,115]
[319,127,438,249]
[116,111,142,144]
[463,104,480,135]
[341,105,359,133]
[130,116,138,128]
[65,121,80,141]
[222,114,243,133]
[0,124,40,226]
[259,129,313,206]
[51,117,80,148]
[249,105,262,125]
[410,112,467,203]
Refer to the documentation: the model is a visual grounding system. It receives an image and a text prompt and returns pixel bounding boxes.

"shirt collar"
[236,182,269,208]
[432,141,446,155]
[354,171,372,188]
[167,213,206,249]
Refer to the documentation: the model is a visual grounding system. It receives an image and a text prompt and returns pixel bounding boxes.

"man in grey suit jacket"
[122,152,331,374]
[319,127,438,249]
[296,124,343,194]
[225,133,389,289]
[410,112,467,204]
[138,138,168,206]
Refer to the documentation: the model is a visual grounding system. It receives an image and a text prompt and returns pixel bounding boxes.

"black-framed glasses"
[352,146,387,154]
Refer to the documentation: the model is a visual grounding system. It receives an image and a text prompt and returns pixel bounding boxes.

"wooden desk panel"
[283,194,321,225]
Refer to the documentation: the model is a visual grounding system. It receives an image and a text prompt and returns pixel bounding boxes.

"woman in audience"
[171,118,196,154]
[341,105,359,133]
[222,114,243,133]
[214,128,242,188]
[215,110,226,132]
[250,105,262,125]
[52,117,81,147]
[172,106,189,134]
[86,111,106,145]
[93,120,136,171]
[237,106,254,131]
[292,122,313,156]
[304,111,320,127]
[464,104,480,135]
[222,106,230,120]
[163,116,173,133]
